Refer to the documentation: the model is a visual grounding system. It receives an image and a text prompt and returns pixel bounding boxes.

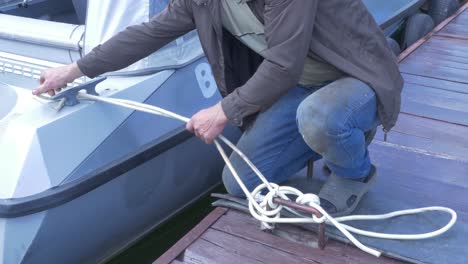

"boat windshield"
[84,0,203,73]
[0,0,86,25]
[149,0,202,70]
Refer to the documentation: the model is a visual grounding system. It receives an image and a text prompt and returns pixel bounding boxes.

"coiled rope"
[48,93,458,257]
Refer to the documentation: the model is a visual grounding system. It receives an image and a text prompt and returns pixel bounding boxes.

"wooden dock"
[155,2,468,264]
[156,207,406,264]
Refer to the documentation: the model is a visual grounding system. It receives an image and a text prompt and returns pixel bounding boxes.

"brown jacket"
[77,0,403,130]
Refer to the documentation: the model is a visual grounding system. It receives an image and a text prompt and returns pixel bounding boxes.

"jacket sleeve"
[77,0,195,78]
[221,0,318,126]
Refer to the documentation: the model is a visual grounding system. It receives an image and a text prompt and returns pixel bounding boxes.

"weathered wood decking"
[156,207,404,264]
[155,3,468,264]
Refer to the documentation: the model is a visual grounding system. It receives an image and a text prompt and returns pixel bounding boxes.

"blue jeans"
[222,77,381,196]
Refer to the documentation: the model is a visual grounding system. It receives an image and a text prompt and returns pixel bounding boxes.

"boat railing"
[0,13,83,65]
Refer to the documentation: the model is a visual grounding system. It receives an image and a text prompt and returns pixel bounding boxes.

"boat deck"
[155,2,468,264]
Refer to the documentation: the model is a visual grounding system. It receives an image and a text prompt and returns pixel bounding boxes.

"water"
[106,186,224,264]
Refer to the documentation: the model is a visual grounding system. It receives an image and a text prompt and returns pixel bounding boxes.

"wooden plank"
[451,11,468,19]
[408,39,468,57]
[403,81,468,106]
[370,141,468,191]
[293,143,468,220]
[440,24,468,37]
[400,51,468,70]
[417,45,468,59]
[402,101,468,126]
[154,207,228,264]
[424,37,468,54]
[430,35,468,46]
[374,129,468,161]
[390,113,468,148]
[356,168,468,222]
[399,59,468,84]
[408,48,468,70]
[367,140,468,221]
[367,142,468,218]
[450,15,468,25]
[397,1,468,63]
[211,210,403,264]
[435,33,468,41]
[408,52,468,71]
[402,73,468,94]
[181,238,264,264]
[400,83,468,125]
[412,49,468,65]
[456,8,468,20]
[201,228,319,264]
[404,72,465,88]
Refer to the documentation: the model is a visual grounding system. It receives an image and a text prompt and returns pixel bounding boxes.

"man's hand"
[186,102,229,144]
[32,63,84,96]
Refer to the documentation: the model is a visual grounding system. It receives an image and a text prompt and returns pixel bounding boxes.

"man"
[33,0,403,216]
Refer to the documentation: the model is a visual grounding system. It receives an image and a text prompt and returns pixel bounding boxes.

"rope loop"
[251,183,283,217]
[296,193,325,223]
[296,193,321,207]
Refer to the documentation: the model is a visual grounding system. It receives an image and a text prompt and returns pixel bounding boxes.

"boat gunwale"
[0,127,193,218]
[374,0,426,30]
[398,0,468,63]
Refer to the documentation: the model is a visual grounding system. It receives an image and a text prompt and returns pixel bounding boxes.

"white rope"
[59,93,457,257]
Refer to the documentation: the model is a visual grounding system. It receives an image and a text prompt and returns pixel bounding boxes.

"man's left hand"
[186,102,229,144]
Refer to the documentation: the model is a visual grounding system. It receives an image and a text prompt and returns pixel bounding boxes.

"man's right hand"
[32,63,84,96]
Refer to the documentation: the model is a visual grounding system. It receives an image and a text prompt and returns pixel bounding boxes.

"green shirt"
[221,0,343,86]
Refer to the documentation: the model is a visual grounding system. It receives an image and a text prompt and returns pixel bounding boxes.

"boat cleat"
[49,77,106,110]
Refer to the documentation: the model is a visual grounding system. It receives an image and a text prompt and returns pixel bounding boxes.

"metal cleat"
[49,77,106,108]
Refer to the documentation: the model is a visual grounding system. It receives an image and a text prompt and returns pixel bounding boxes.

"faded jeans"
[222,77,381,196]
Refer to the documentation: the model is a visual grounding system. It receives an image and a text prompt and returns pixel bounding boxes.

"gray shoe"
[318,165,377,217]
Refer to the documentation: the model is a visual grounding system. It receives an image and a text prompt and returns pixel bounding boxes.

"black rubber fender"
[386,37,401,56]
[428,0,460,25]
[403,13,435,49]
[72,0,87,24]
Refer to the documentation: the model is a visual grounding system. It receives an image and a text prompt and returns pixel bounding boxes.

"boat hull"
[0,57,241,263]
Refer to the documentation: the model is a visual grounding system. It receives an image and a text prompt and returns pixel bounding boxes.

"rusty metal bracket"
[307,159,314,179]
[272,197,327,249]
[318,223,327,249]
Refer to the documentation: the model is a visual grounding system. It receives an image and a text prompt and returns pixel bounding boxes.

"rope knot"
[296,193,320,207]
[296,193,325,223]
[249,183,283,230]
